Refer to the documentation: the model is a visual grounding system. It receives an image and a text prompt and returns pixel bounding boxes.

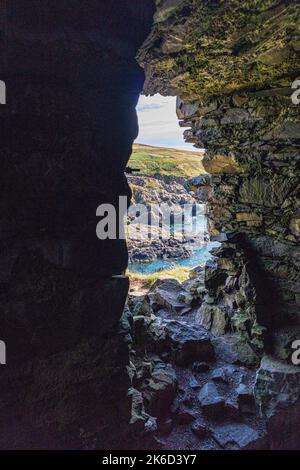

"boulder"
[196,303,230,335]
[209,423,261,450]
[149,279,189,314]
[211,365,236,384]
[189,376,200,389]
[255,355,300,418]
[164,320,215,366]
[142,364,177,418]
[128,388,157,434]
[220,332,261,367]
[198,382,225,420]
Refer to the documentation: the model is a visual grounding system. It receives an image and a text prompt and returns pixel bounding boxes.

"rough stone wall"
[0,0,155,449]
[138,0,300,362]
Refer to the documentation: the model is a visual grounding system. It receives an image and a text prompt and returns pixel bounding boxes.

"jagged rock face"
[0,0,155,449]
[255,355,300,418]
[138,0,300,357]
[127,175,197,263]
[140,0,300,99]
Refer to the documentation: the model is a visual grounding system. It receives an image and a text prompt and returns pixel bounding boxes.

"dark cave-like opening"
[0,0,299,453]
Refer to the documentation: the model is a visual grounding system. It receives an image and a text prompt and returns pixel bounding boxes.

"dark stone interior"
[0,0,155,449]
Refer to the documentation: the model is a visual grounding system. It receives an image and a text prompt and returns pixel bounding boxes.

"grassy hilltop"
[129,143,205,178]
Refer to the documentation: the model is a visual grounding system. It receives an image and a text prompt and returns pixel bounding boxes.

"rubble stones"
[198,382,225,420]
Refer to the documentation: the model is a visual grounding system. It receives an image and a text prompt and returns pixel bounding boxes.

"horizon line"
[134,142,205,153]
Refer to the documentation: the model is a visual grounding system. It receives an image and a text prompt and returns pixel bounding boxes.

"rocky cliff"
[127,174,205,263]
[138,0,300,429]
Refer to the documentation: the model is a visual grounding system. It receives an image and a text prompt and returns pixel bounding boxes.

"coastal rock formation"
[126,279,269,450]
[138,0,300,377]
[127,174,207,263]
[0,0,299,451]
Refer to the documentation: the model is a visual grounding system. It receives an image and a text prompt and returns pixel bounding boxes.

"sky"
[135,94,196,151]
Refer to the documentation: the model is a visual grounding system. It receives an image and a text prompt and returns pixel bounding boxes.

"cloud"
[135,94,198,151]
[137,103,165,112]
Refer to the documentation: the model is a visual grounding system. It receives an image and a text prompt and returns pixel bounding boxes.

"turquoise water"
[129,242,219,275]
[128,212,219,275]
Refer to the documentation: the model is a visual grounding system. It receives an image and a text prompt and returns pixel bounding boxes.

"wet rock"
[198,382,225,420]
[255,355,300,418]
[164,320,215,366]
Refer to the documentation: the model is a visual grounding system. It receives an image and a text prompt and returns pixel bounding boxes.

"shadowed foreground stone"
[0,276,130,449]
[198,382,225,420]
[0,0,155,449]
[209,423,261,450]
[255,355,300,419]
[164,320,215,366]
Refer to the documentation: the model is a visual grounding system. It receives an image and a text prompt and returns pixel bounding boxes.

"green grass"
[129,143,205,178]
[128,265,190,288]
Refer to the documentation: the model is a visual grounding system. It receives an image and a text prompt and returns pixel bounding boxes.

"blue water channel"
[128,212,219,274]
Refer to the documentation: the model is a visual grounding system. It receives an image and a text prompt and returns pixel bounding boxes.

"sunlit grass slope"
[129,143,205,178]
